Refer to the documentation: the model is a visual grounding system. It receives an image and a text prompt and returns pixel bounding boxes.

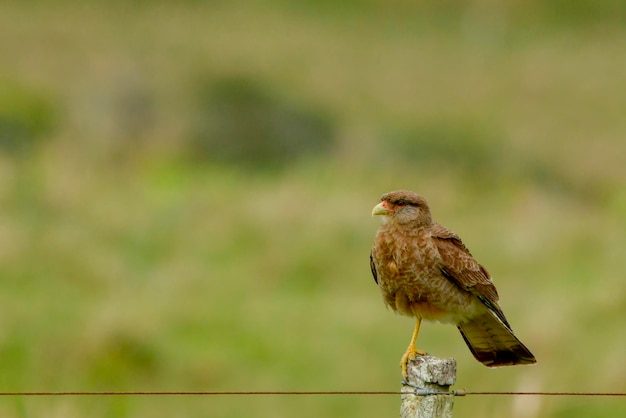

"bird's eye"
[395,199,408,206]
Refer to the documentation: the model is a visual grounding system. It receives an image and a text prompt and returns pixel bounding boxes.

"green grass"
[1,2,625,417]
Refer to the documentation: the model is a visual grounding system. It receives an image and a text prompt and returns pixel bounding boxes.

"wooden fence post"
[400,355,457,418]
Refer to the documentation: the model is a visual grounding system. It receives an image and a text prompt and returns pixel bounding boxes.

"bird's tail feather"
[457,311,536,367]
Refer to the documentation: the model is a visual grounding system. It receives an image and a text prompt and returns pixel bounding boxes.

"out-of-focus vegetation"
[1,1,625,417]
[189,76,335,169]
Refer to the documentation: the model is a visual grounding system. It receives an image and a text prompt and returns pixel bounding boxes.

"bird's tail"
[457,311,536,367]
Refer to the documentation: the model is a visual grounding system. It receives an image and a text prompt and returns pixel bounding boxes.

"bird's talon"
[414,349,427,357]
[400,349,426,366]
[400,345,428,378]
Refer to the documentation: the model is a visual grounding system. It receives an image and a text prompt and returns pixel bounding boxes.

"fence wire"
[0,390,623,397]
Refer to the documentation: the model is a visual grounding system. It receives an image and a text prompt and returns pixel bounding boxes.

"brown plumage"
[370,190,536,376]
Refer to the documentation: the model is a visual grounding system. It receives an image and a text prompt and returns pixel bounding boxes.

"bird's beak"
[372,201,391,216]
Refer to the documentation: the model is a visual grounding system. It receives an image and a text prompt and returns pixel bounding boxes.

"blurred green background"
[1,1,625,417]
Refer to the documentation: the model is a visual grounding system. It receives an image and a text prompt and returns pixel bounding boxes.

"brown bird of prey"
[370,190,536,377]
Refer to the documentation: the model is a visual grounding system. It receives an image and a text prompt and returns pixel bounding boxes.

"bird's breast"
[372,226,477,323]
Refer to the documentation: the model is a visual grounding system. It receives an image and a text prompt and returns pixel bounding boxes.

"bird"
[370,190,536,378]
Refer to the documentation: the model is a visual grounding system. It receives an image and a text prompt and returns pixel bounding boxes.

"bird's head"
[372,190,432,226]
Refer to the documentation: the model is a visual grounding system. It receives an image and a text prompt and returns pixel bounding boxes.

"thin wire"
[0,391,624,397]
[464,391,625,397]
[0,391,397,397]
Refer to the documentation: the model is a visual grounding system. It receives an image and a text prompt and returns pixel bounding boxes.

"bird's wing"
[369,251,378,284]
[431,223,509,327]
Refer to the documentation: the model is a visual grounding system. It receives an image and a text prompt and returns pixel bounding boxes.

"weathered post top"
[400,355,457,418]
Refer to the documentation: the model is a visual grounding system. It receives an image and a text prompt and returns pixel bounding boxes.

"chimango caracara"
[370,190,536,377]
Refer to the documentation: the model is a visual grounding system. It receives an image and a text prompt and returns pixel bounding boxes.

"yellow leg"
[400,318,427,378]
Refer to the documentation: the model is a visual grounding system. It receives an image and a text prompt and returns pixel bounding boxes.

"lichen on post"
[400,355,457,418]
